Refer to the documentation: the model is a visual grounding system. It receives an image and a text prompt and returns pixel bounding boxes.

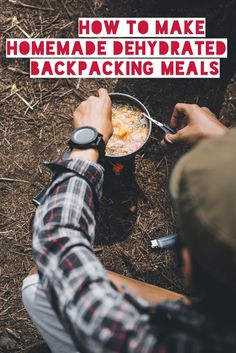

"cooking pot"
[106,93,152,161]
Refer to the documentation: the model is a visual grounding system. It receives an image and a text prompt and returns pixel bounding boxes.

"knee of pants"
[22,274,39,315]
[21,274,80,353]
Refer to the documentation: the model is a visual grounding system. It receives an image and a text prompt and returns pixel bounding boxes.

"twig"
[72,88,86,100]
[3,19,23,33]
[39,139,56,154]
[94,247,103,253]
[15,92,34,110]
[0,85,13,94]
[8,66,29,76]
[42,80,60,99]
[9,84,34,110]
[8,0,55,11]
[24,100,39,116]
[59,89,73,98]
[76,78,81,89]
[85,0,97,16]
[0,177,30,183]
[9,250,28,256]
[11,16,31,38]
[45,0,52,8]
[6,328,20,341]
[2,17,13,25]
[59,21,74,31]
[16,24,31,38]
[41,13,60,33]
[0,90,19,104]
[60,0,73,18]
[19,342,46,352]
[66,79,86,100]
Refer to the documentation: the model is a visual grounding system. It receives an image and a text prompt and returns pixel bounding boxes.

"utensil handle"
[159,124,176,145]
[161,124,176,135]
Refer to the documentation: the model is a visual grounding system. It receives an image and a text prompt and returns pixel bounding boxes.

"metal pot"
[106,93,152,161]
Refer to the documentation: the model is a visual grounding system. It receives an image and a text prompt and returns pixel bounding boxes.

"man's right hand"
[161,103,227,147]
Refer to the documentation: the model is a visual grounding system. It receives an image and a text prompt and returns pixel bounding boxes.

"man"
[22,88,236,353]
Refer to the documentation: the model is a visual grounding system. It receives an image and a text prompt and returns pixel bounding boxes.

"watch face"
[72,127,98,145]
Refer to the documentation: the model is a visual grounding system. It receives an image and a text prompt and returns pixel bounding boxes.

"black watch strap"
[96,134,106,160]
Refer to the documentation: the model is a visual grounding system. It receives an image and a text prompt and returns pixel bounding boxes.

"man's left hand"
[73,88,113,144]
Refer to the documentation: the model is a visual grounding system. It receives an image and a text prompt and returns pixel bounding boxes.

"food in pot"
[106,103,148,156]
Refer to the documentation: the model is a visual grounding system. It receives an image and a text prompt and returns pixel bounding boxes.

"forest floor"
[0,0,236,352]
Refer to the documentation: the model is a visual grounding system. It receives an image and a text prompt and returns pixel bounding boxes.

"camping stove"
[102,158,136,202]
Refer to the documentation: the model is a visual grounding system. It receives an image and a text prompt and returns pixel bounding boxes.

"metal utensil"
[142,112,176,144]
[151,234,178,249]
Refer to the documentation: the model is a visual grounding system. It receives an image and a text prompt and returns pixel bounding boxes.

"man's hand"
[73,88,112,144]
[70,88,112,162]
[161,103,227,147]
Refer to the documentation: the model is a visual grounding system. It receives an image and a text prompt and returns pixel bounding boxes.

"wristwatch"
[67,126,106,159]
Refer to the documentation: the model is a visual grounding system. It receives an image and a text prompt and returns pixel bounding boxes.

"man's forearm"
[33,157,104,281]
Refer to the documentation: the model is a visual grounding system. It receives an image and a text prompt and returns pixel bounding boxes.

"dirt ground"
[0,0,236,352]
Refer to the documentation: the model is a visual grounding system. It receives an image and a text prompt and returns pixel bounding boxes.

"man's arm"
[32,89,159,353]
[161,103,227,146]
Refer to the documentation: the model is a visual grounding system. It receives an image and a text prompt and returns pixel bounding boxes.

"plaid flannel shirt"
[33,158,162,353]
[32,157,236,353]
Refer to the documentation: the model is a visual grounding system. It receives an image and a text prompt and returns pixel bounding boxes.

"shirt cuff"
[45,157,104,201]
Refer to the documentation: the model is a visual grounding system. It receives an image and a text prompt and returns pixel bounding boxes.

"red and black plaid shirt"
[33,158,236,353]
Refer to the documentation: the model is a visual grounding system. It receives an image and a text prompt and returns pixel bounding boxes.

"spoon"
[142,112,176,144]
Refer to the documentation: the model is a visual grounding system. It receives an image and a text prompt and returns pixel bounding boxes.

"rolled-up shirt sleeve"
[33,158,159,353]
